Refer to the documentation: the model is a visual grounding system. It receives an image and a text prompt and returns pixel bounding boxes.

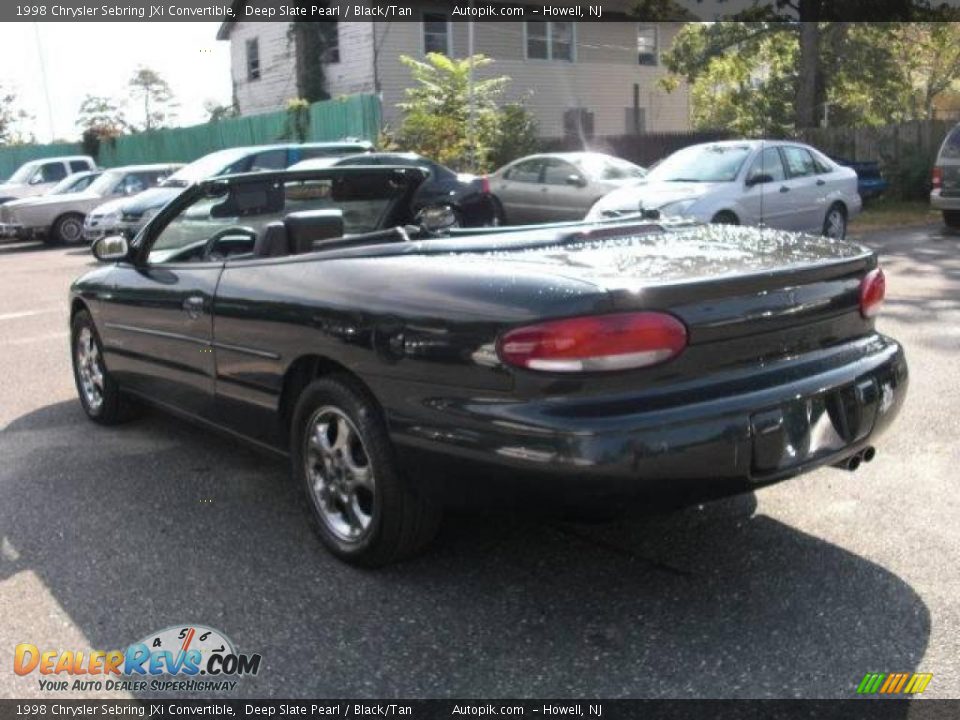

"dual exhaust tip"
[833,446,876,472]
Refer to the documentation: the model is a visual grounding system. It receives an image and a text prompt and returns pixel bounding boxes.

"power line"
[33,22,56,141]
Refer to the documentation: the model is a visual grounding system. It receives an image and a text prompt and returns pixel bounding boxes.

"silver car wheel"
[304,406,375,543]
[75,327,104,412]
[58,216,84,244]
[824,207,846,239]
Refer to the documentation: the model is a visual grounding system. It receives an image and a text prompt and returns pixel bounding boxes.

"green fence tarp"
[0,94,382,180]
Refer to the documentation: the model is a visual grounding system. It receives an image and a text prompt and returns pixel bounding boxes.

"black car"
[293,152,500,227]
[71,166,907,566]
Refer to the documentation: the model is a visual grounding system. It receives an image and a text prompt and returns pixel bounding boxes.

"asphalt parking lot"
[1,224,958,700]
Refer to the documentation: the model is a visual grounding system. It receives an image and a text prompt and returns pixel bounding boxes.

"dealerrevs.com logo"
[14,625,261,693]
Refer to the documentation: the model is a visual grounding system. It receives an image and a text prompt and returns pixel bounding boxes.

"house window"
[246,37,261,81]
[319,22,339,64]
[526,22,575,62]
[423,13,450,55]
[637,25,658,66]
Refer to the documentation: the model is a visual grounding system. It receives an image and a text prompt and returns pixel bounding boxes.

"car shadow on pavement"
[0,240,59,256]
[1,400,930,699]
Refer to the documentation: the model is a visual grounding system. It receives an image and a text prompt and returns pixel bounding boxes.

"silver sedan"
[489,152,646,224]
[587,140,862,239]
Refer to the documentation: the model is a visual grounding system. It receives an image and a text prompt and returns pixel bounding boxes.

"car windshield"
[87,170,127,196]
[7,162,40,184]
[647,145,753,183]
[48,173,98,194]
[161,148,259,187]
[574,155,646,180]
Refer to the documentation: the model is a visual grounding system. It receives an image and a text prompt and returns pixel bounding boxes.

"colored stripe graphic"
[857,672,932,694]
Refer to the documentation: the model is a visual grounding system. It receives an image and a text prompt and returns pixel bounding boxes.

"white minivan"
[931,123,960,229]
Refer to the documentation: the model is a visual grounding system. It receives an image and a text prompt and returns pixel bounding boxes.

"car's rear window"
[941,125,960,160]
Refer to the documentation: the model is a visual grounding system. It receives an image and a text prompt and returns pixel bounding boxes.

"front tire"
[822,203,847,239]
[71,310,133,424]
[944,210,960,229]
[291,376,442,566]
[51,213,86,245]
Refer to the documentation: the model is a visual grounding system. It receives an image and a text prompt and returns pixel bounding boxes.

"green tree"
[77,95,128,137]
[893,23,960,119]
[204,99,239,123]
[0,84,31,145]
[388,53,536,172]
[653,0,960,131]
[128,67,177,131]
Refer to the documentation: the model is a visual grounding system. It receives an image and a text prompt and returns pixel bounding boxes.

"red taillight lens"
[497,312,688,372]
[860,267,886,318]
[480,175,491,194]
[932,166,943,190]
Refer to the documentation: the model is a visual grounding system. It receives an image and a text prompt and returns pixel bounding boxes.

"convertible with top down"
[69,165,907,566]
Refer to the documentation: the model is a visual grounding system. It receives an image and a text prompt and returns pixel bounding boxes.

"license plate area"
[750,378,879,476]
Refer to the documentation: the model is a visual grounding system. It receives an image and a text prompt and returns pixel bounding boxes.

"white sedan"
[587,140,862,239]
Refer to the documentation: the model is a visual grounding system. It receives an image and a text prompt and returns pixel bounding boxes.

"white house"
[217,4,692,138]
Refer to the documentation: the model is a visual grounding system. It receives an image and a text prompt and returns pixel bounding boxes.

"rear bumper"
[384,334,907,502]
[931,190,960,211]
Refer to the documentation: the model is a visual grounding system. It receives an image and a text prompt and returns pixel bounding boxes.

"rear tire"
[71,310,136,425]
[944,210,960,229]
[822,203,847,239]
[291,375,442,567]
[711,211,739,225]
[52,213,86,246]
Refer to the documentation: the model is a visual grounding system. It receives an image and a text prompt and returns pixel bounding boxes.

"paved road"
[1,225,957,700]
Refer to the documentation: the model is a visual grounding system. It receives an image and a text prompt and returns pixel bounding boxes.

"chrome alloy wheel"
[824,207,846,239]
[304,406,375,543]
[76,326,104,412]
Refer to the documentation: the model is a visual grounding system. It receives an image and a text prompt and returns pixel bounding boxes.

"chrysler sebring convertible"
[69,166,907,566]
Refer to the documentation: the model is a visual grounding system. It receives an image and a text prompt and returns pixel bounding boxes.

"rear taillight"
[932,166,942,190]
[497,312,688,372]
[859,267,886,318]
[480,175,491,194]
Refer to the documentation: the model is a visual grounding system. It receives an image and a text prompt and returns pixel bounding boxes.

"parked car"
[0,156,97,204]
[831,157,888,202]
[82,142,373,242]
[70,165,906,566]
[290,151,499,227]
[0,164,180,245]
[44,170,103,196]
[587,141,862,239]
[489,152,646,224]
[931,121,960,229]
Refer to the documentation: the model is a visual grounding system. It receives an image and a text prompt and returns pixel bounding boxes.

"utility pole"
[467,3,475,171]
[33,23,56,141]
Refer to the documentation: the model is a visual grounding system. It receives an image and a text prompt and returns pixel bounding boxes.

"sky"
[0,23,233,143]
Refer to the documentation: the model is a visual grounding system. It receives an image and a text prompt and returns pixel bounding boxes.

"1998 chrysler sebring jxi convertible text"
[69,166,907,566]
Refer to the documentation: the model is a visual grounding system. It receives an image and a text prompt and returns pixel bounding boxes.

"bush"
[893,152,933,201]
[488,103,540,170]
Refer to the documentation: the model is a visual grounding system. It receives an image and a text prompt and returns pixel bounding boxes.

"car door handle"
[779,186,790,193]
[182,295,204,318]
[816,178,826,186]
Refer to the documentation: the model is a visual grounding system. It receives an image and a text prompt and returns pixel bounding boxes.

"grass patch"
[850,199,940,232]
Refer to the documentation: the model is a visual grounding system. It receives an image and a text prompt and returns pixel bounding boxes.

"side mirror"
[566,174,587,187]
[746,173,774,187]
[92,234,130,262]
[416,205,459,232]
[29,175,45,186]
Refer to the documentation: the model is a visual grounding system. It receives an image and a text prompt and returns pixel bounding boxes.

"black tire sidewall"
[291,376,415,565]
[824,204,847,239]
[70,310,119,422]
